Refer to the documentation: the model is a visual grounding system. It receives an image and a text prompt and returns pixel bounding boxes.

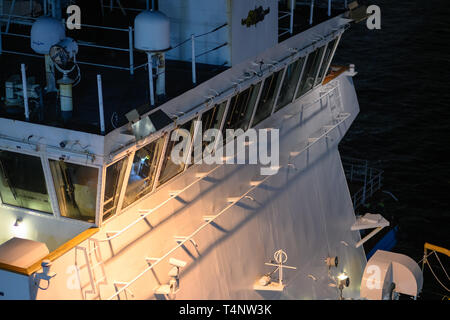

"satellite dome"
[31,17,66,55]
[134,10,170,52]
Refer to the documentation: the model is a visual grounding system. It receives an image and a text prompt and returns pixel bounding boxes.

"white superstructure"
[0,0,423,300]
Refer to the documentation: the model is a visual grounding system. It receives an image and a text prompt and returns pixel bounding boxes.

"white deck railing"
[107,82,350,300]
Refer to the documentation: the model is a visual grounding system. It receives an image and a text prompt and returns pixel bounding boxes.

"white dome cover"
[134,10,170,52]
[31,17,66,54]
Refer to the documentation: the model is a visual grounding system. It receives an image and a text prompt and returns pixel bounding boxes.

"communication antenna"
[30,17,66,93]
[134,10,171,106]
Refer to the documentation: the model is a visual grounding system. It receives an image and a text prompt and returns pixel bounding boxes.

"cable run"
[196,43,228,59]
[171,23,228,50]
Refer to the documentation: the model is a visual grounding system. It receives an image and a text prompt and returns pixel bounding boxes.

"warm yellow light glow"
[337,273,348,281]
[12,217,28,238]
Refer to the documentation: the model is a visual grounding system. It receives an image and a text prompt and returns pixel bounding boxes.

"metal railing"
[108,97,351,300]
[0,15,137,73]
[94,81,342,245]
[342,157,384,209]
[279,0,295,37]
[0,13,227,78]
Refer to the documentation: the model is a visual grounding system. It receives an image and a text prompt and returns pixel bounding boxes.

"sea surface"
[334,0,450,299]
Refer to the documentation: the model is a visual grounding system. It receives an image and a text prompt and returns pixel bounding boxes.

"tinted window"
[50,160,98,222]
[191,100,228,164]
[0,150,52,214]
[275,58,305,111]
[123,137,165,208]
[103,156,128,221]
[252,70,283,126]
[315,38,338,86]
[222,83,261,142]
[158,120,196,186]
[296,46,326,98]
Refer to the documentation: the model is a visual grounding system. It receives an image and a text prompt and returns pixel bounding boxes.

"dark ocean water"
[334,0,450,299]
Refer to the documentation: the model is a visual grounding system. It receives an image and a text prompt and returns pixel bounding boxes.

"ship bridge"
[0,0,372,300]
[0,0,355,244]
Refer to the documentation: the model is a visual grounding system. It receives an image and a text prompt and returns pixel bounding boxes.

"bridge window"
[252,69,284,126]
[49,160,98,222]
[158,120,196,186]
[103,156,129,221]
[275,57,306,111]
[315,38,339,86]
[296,46,326,99]
[123,136,165,209]
[191,100,228,165]
[0,150,52,214]
[222,82,261,143]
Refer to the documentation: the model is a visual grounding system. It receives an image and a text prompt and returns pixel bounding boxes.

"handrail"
[107,85,350,300]
[424,243,450,257]
[94,164,223,242]
[95,82,342,243]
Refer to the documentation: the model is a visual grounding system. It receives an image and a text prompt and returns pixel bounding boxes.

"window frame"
[47,156,103,225]
[0,147,57,217]
[316,35,342,86]
[275,57,307,112]
[100,154,131,224]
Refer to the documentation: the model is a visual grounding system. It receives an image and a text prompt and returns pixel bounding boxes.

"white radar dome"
[134,10,170,52]
[31,17,66,54]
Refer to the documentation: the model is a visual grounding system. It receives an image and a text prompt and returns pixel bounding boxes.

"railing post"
[21,63,29,121]
[328,0,331,16]
[191,34,196,85]
[309,0,314,25]
[97,74,106,135]
[128,26,134,75]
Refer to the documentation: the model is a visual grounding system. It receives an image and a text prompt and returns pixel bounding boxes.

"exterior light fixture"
[326,256,338,268]
[337,272,350,300]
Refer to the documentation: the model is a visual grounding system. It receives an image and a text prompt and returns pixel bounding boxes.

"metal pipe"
[21,63,29,121]
[309,0,314,25]
[156,53,165,97]
[128,26,134,75]
[328,0,331,16]
[191,34,196,84]
[97,74,106,135]
[147,52,155,106]
[290,0,294,34]
[108,110,350,300]
[44,0,47,15]
[51,0,56,18]
[0,28,2,55]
